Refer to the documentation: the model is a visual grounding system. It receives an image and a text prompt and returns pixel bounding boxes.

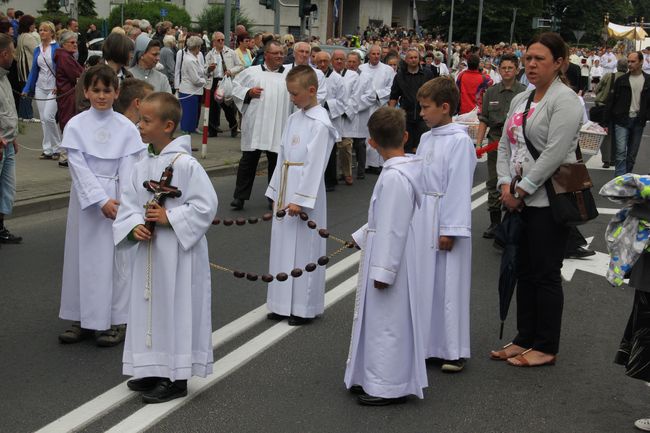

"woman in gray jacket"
[490,32,583,367]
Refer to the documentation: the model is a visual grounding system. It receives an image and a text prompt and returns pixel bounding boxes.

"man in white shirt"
[600,48,617,75]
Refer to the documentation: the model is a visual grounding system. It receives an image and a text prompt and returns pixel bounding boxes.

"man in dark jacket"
[608,51,650,176]
[388,48,434,153]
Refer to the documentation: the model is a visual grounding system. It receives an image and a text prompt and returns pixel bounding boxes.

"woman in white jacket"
[178,36,206,134]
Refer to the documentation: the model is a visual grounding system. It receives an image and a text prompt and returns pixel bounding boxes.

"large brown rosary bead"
[235,217,246,226]
[305,263,317,272]
[307,220,317,229]
[233,270,245,278]
[261,274,274,283]
[212,218,221,225]
[248,217,259,224]
[318,229,330,238]
[317,256,329,266]
[262,212,273,221]
[276,209,286,218]
[276,272,289,281]
[246,273,258,281]
[291,268,303,278]
[299,212,309,221]
[223,219,234,226]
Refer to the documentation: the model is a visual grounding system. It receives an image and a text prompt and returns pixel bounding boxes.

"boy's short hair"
[499,53,519,68]
[367,107,405,149]
[114,78,154,114]
[286,64,318,89]
[417,77,459,114]
[142,92,181,134]
[83,64,119,91]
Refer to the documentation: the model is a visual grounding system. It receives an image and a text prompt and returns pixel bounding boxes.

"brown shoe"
[58,321,94,344]
[344,176,353,185]
[96,324,127,347]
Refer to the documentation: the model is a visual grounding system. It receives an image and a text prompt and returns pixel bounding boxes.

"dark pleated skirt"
[615,290,650,382]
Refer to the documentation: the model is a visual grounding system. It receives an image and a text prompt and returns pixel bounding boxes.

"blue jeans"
[614,117,645,176]
[0,142,16,215]
[18,95,33,120]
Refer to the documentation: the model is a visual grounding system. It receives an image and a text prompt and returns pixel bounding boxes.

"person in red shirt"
[456,54,492,114]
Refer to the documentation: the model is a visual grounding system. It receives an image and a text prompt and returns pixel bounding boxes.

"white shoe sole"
[635,419,650,431]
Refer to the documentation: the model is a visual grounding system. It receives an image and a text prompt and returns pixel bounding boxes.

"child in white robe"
[58,64,146,346]
[344,107,427,406]
[113,92,218,404]
[413,77,476,373]
[265,65,338,326]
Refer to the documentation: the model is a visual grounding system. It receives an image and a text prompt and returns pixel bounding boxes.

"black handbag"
[521,91,599,226]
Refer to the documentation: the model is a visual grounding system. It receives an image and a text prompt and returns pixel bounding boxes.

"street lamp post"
[476,0,483,46]
[447,0,454,68]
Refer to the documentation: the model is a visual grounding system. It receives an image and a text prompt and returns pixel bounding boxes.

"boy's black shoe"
[349,385,365,395]
[266,312,288,321]
[230,198,244,210]
[0,228,22,244]
[288,315,312,326]
[142,379,188,404]
[441,358,465,373]
[357,393,407,406]
[127,377,162,392]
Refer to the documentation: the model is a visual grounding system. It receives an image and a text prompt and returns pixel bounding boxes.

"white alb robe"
[232,64,291,153]
[344,156,428,399]
[265,106,339,317]
[59,108,146,331]
[323,69,346,135]
[341,70,375,139]
[600,52,617,75]
[413,123,476,360]
[113,135,218,381]
[359,62,395,168]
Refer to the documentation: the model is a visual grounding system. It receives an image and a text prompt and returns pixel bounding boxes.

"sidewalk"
[10,117,254,218]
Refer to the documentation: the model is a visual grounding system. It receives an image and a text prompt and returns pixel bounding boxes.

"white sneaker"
[29,118,41,123]
[634,418,650,431]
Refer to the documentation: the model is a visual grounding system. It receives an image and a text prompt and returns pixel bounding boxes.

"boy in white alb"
[344,107,427,406]
[265,65,339,326]
[58,65,146,346]
[113,92,218,403]
[413,77,476,373]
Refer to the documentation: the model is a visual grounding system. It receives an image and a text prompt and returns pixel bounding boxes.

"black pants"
[615,289,650,382]
[513,206,570,354]
[405,120,428,153]
[565,226,587,254]
[208,79,238,135]
[352,138,366,177]
[324,145,338,188]
[233,150,278,201]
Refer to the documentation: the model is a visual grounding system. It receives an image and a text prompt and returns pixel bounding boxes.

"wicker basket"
[578,130,606,155]
[456,121,484,141]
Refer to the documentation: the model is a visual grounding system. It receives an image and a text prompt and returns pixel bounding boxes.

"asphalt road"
[1,136,649,433]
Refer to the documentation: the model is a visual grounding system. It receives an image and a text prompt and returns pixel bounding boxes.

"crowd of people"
[2,9,650,428]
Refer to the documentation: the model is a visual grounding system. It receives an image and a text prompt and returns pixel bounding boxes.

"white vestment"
[59,108,146,330]
[323,69,346,135]
[283,63,328,108]
[265,106,339,317]
[341,70,375,139]
[113,135,218,381]
[232,64,291,153]
[359,62,395,168]
[600,52,617,75]
[344,156,428,399]
[413,123,476,360]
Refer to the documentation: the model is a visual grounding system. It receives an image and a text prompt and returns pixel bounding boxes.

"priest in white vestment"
[359,45,396,170]
[413,123,476,369]
[59,104,146,343]
[284,41,328,107]
[265,66,339,325]
[230,40,291,210]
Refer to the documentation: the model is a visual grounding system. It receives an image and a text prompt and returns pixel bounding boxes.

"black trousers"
[565,226,587,254]
[324,144,338,188]
[208,79,238,135]
[352,138,366,177]
[233,150,278,201]
[513,206,569,354]
[615,290,650,382]
[405,120,428,153]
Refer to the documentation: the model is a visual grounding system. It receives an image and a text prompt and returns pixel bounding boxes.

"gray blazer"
[497,78,583,207]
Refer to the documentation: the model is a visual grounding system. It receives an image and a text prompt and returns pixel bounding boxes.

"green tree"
[196,5,255,34]
[79,0,97,17]
[549,0,632,45]
[108,1,191,30]
[44,0,61,13]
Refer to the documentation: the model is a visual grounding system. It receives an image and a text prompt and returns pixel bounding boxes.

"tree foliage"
[107,1,191,30]
[196,5,255,35]
[79,0,97,17]
[419,0,639,46]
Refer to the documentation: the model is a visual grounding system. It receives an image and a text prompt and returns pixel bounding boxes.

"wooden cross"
[143,163,182,234]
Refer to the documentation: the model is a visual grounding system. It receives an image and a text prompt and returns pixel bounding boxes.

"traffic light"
[299,0,317,18]
[259,0,274,10]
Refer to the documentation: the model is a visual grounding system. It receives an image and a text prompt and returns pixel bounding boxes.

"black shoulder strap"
[522,89,583,162]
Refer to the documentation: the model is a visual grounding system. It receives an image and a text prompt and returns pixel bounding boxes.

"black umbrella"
[494,182,526,339]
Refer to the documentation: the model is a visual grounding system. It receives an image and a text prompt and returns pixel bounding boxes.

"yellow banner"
[608,22,647,40]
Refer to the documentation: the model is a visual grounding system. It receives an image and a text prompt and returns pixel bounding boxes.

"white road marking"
[597,207,619,215]
[472,182,487,196]
[33,252,361,433]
